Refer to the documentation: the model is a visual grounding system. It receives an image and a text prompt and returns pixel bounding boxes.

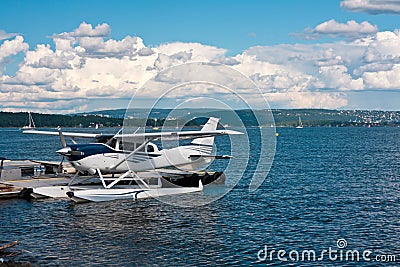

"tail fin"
[191,117,219,146]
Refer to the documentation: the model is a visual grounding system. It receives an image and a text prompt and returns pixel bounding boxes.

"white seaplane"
[23,117,242,202]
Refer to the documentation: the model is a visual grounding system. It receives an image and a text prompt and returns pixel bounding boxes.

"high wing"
[23,129,243,142]
[23,129,115,141]
[114,129,243,142]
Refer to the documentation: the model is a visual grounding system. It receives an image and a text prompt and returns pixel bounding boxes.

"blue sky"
[0,0,399,112]
[1,0,396,52]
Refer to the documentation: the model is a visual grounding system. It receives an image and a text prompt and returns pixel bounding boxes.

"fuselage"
[57,142,214,174]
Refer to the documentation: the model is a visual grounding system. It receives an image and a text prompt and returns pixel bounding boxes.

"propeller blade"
[57,126,67,148]
[56,147,71,155]
[56,147,83,157]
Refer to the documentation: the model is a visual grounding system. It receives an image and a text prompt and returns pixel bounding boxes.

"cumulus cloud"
[157,42,227,61]
[341,0,400,14]
[214,56,240,66]
[0,35,29,63]
[1,22,400,113]
[265,91,348,109]
[363,31,400,62]
[55,22,111,39]
[77,35,146,58]
[363,65,400,88]
[1,99,88,114]
[137,47,155,56]
[315,19,377,36]
[24,44,79,69]
[318,64,364,90]
[297,19,378,39]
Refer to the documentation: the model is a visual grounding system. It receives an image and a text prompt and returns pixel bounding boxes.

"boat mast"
[29,112,36,128]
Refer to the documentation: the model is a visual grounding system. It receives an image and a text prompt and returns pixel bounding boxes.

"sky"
[0,0,400,113]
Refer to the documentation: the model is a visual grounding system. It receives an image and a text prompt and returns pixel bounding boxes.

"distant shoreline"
[1,109,399,128]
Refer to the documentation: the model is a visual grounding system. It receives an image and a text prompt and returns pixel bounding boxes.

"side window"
[107,138,117,149]
[146,144,154,152]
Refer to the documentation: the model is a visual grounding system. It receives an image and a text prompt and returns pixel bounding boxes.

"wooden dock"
[0,159,74,199]
[0,184,22,199]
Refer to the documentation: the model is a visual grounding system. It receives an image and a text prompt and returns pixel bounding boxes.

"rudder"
[191,117,219,146]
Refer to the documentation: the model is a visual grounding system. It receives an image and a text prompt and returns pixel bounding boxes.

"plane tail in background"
[191,117,219,146]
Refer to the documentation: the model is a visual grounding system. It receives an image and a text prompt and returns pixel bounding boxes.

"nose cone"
[56,147,71,156]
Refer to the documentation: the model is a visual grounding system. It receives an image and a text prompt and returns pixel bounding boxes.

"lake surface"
[0,127,399,266]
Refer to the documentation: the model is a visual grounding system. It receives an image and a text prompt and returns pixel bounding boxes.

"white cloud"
[315,19,377,35]
[214,56,240,66]
[157,42,227,62]
[1,99,88,113]
[265,91,348,109]
[297,19,378,39]
[363,65,400,88]
[55,22,111,39]
[318,64,364,90]
[364,31,400,62]
[24,44,79,69]
[341,0,400,14]
[245,42,367,90]
[1,22,400,113]
[77,35,146,58]
[137,47,155,56]
[0,36,29,63]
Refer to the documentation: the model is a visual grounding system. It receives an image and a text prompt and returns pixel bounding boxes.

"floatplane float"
[23,117,242,202]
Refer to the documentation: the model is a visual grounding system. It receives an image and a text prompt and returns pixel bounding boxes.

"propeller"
[57,126,67,148]
[56,126,67,174]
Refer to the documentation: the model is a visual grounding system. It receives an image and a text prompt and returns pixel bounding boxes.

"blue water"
[0,127,399,266]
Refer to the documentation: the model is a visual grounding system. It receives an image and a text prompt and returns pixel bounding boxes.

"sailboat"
[22,112,36,129]
[296,116,303,129]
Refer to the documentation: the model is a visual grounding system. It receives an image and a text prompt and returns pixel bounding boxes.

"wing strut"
[97,168,107,188]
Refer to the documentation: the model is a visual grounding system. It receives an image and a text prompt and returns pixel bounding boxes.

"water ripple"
[0,127,399,266]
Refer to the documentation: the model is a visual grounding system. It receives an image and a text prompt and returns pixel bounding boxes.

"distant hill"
[1,109,399,128]
[79,108,400,127]
[0,112,123,128]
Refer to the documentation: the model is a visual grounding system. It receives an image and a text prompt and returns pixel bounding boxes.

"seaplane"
[23,117,242,202]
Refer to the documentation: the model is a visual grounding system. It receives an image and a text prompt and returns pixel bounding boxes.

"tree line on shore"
[1,110,399,128]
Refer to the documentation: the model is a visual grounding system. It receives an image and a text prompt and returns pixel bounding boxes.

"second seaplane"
[23,117,242,202]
